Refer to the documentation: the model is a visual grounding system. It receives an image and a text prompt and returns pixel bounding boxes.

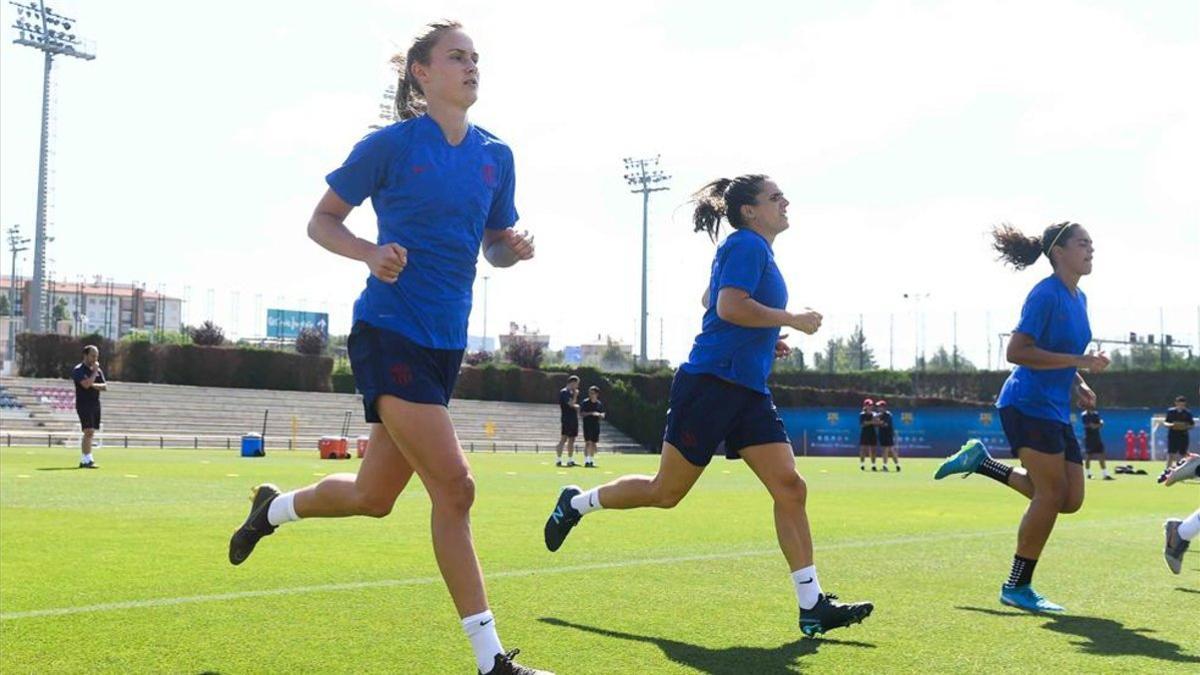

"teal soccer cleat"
[1000,585,1065,613]
[934,439,990,480]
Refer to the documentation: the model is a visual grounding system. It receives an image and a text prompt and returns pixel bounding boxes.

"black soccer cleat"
[228,483,280,565]
[543,485,582,552]
[799,593,874,637]
[78,462,98,469]
[480,648,553,675]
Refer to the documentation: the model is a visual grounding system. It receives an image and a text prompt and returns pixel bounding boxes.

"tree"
[925,345,977,372]
[464,350,493,366]
[190,320,225,346]
[845,325,878,371]
[504,338,543,369]
[600,344,631,371]
[51,297,70,322]
[0,295,10,316]
[1109,344,1194,370]
[295,326,326,356]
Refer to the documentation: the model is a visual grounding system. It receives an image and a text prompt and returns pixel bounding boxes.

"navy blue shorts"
[663,370,790,467]
[999,406,1082,465]
[76,404,101,430]
[859,429,878,447]
[1168,434,1189,454]
[879,432,895,448]
[347,321,464,422]
[561,417,578,438]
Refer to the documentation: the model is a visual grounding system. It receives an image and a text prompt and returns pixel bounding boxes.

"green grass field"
[1,446,1197,674]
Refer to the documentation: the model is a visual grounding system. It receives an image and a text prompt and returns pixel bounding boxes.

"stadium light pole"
[5,225,31,361]
[623,155,670,366]
[8,0,95,333]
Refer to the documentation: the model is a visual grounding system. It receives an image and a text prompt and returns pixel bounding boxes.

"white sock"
[267,491,300,526]
[1179,509,1200,542]
[462,610,504,673]
[82,453,93,464]
[570,488,603,515]
[792,564,822,610]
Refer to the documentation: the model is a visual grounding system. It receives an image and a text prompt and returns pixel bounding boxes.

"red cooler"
[356,435,369,458]
[319,436,350,459]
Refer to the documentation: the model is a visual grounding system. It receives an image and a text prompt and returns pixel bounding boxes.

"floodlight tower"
[8,0,94,332]
[623,156,670,365]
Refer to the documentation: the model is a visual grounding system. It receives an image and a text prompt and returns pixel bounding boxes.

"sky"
[1,0,1197,368]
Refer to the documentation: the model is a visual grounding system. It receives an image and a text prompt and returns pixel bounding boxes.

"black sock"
[1005,555,1037,588]
[977,457,1013,485]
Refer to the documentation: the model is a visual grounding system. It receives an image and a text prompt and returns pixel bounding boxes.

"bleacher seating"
[0,383,22,410]
[0,377,644,452]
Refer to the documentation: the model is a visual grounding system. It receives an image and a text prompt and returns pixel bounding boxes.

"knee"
[1059,493,1084,514]
[357,493,395,518]
[650,478,687,509]
[431,473,476,515]
[773,472,808,507]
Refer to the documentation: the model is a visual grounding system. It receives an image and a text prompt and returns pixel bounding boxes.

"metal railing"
[0,430,648,453]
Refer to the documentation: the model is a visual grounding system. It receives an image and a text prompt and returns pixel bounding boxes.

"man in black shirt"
[1081,405,1111,480]
[555,376,581,467]
[858,399,878,471]
[579,386,606,468]
[1165,395,1195,469]
[876,400,899,472]
[71,345,107,469]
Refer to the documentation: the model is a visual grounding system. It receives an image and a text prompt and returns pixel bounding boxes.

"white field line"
[0,516,1155,621]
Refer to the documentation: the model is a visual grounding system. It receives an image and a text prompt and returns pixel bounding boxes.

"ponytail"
[691,178,733,242]
[991,221,1079,270]
[689,174,767,243]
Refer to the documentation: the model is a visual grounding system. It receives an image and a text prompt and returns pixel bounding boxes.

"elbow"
[715,300,737,324]
[306,217,321,243]
[1005,346,1024,366]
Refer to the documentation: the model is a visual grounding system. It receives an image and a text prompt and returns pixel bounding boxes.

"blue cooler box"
[241,434,264,457]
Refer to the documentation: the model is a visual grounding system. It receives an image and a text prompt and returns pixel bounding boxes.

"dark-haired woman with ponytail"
[936,222,1108,613]
[542,175,874,637]
[227,21,548,675]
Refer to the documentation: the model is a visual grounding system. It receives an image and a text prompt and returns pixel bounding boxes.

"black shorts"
[663,370,790,467]
[999,406,1082,465]
[859,430,878,447]
[1168,434,1189,454]
[561,418,578,438]
[583,423,600,443]
[1085,437,1104,455]
[879,432,895,448]
[76,404,101,430]
[347,321,463,423]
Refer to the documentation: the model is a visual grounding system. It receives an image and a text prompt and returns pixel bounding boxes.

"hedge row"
[16,333,332,392]
[768,369,1200,408]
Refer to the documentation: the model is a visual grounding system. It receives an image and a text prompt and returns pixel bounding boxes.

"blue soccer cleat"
[934,439,990,480]
[999,584,1065,613]
[543,485,582,552]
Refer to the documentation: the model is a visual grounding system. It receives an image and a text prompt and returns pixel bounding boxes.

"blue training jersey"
[325,115,518,350]
[680,229,788,394]
[996,275,1092,424]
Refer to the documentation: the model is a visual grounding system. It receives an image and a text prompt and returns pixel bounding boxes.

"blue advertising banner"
[266,309,329,340]
[779,407,1192,458]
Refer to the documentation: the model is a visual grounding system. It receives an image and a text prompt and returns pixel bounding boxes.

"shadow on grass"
[539,617,874,674]
[957,606,1200,664]
[1175,587,1200,595]
[35,467,80,471]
